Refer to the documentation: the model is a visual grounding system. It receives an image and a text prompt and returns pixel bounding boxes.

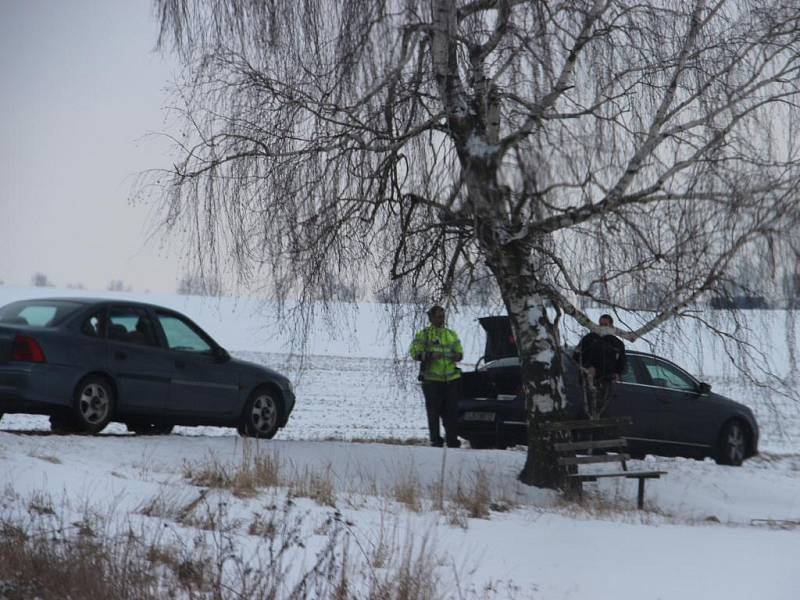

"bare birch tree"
[151,0,800,488]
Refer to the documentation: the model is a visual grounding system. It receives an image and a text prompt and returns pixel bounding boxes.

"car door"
[153,310,240,418]
[638,356,715,451]
[604,354,664,445]
[106,305,172,414]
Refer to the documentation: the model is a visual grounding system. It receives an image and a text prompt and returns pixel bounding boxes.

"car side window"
[156,312,212,354]
[641,357,696,391]
[108,306,160,347]
[81,310,107,338]
[619,356,640,384]
[17,306,57,327]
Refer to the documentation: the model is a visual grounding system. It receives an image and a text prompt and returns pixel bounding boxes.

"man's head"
[427,305,445,327]
[599,314,614,327]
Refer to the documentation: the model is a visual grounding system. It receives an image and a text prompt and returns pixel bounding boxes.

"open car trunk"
[460,316,520,400]
[462,316,580,406]
[478,316,518,363]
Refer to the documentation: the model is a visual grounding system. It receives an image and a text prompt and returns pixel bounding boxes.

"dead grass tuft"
[451,465,492,519]
[1,488,454,600]
[138,489,199,522]
[182,446,282,497]
[146,545,209,591]
[0,516,161,599]
[27,492,55,517]
[367,532,443,600]
[289,465,337,507]
[249,517,277,538]
[392,467,423,512]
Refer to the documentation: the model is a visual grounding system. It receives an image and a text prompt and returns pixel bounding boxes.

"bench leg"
[637,478,645,510]
[564,477,583,501]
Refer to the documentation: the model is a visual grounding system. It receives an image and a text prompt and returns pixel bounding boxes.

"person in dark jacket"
[573,314,627,419]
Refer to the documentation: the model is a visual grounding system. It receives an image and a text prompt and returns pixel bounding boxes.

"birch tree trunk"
[484,239,568,488]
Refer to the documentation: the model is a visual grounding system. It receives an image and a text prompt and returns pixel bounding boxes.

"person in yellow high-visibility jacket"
[409,305,463,447]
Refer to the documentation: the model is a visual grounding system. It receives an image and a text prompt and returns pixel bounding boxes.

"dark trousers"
[580,370,614,419]
[421,379,461,447]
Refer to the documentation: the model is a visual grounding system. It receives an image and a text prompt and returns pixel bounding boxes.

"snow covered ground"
[1,287,799,598]
[1,431,798,599]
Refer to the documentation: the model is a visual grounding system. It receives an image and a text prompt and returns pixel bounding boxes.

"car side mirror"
[698,382,711,394]
[213,347,230,363]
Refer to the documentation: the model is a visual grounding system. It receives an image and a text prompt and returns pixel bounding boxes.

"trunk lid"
[478,316,517,362]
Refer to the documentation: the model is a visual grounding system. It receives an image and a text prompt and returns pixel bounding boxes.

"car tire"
[715,419,749,466]
[125,422,174,436]
[238,388,282,439]
[72,376,115,434]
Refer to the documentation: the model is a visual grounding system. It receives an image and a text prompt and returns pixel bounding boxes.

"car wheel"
[73,376,115,434]
[715,420,748,466]
[125,422,174,436]
[238,388,281,439]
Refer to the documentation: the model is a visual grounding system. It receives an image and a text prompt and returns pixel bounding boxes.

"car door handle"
[175,360,186,369]
[114,351,127,361]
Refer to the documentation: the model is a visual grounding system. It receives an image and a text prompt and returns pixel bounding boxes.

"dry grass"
[288,465,337,507]
[552,481,670,523]
[145,544,210,592]
[182,444,341,508]
[1,483,457,600]
[451,465,493,519]
[139,488,200,521]
[0,516,163,599]
[182,445,282,498]
[392,466,423,512]
[27,491,56,517]
[178,496,243,533]
[366,532,443,600]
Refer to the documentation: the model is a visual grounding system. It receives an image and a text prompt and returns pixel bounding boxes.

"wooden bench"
[567,470,666,510]
[544,417,666,510]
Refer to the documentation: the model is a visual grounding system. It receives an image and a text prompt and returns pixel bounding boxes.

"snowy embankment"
[1,433,798,599]
[0,286,798,598]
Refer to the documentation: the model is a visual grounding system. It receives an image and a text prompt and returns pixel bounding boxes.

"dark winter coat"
[573,331,627,379]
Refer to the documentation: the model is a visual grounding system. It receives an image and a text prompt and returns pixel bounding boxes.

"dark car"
[458,317,759,466]
[0,298,294,437]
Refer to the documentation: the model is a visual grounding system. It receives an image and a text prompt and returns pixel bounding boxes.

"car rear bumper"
[0,363,60,414]
[457,397,528,443]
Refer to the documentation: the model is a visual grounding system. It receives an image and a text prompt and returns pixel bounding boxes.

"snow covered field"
[1,287,799,598]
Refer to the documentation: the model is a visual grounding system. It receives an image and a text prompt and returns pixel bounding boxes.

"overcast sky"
[0,0,186,293]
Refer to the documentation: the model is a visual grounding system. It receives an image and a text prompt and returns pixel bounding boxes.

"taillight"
[11,335,47,363]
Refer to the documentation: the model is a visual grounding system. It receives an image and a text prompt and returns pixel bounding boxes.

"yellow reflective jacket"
[409,326,463,382]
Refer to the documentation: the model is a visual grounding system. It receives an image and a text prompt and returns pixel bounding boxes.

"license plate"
[464,411,495,422]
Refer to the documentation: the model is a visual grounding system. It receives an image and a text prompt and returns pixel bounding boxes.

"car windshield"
[0,300,84,327]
